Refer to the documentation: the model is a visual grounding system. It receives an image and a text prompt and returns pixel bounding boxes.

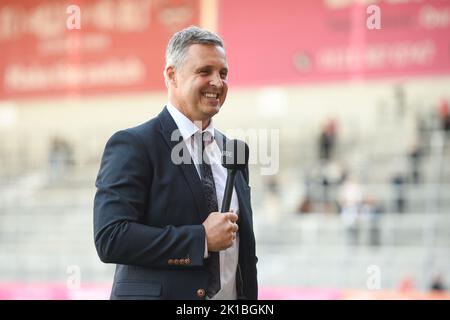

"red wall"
[219,0,450,87]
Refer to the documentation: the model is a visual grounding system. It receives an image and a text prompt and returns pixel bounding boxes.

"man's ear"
[165,65,177,87]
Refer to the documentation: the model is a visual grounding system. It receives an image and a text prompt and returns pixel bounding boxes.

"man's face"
[168,44,228,124]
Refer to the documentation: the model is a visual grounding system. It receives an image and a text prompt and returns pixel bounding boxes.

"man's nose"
[209,73,223,88]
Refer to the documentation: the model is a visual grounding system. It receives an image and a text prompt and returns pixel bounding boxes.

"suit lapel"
[156,108,253,230]
[234,173,252,227]
[157,107,208,222]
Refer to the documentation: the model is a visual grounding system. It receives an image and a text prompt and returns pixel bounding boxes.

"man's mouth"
[202,92,220,99]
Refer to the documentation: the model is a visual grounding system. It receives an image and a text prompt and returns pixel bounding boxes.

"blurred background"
[0,0,449,299]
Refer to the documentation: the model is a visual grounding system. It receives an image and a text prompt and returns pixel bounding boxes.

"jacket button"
[168,259,174,265]
[174,259,179,265]
[197,288,205,298]
[185,258,191,265]
[179,259,185,265]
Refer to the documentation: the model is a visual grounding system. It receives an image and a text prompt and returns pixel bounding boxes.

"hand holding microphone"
[202,211,238,251]
[202,139,249,252]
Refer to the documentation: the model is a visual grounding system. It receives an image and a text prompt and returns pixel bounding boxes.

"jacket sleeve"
[93,130,205,268]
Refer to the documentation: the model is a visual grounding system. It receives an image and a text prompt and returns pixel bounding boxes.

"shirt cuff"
[204,236,209,258]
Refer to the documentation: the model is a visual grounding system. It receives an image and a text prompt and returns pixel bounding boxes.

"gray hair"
[164,26,224,83]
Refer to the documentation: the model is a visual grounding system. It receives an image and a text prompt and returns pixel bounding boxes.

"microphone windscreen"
[221,139,249,171]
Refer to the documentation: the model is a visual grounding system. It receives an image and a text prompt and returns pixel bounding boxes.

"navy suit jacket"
[94,107,258,299]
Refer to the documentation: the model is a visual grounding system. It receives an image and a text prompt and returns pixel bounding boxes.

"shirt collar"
[167,102,215,141]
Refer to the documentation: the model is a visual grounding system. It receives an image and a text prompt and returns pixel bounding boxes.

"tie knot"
[202,131,214,144]
[193,131,214,151]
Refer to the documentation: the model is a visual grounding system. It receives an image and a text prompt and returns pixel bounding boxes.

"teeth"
[204,92,218,98]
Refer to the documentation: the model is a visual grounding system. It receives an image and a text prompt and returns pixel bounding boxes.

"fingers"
[222,212,238,244]
[226,212,238,236]
[203,211,239,251]
[227,212,238,223]
[230,221,238,241]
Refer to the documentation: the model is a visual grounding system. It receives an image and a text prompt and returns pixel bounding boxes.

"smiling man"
[94,26,258,300]
[167,41,228,127]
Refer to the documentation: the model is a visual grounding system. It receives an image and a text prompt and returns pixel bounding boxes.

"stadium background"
[0,0,449,299]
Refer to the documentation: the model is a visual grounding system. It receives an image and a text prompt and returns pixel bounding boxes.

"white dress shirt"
[167,102,240,300]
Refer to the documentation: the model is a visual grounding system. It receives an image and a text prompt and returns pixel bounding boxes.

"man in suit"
[94,26,258,300]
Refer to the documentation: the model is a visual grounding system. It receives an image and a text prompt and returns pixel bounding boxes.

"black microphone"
[221,139,249,212]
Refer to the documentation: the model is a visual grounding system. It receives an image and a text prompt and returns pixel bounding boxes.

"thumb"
[227,212,238,223]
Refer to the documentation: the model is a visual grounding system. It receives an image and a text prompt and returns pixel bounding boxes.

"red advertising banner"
[219,0,450,87]
[0,0,200,99]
